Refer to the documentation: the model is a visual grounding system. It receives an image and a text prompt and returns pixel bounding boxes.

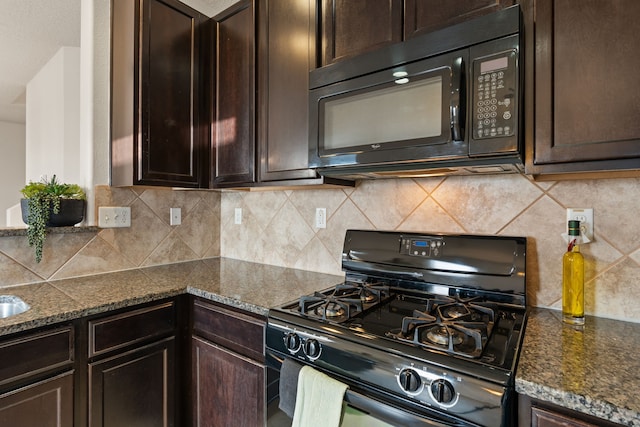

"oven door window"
[341,405,394,427]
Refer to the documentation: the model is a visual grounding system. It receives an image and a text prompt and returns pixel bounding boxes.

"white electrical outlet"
[98,207,131,228]
[170,207,181,226]
[566,208,593,242]
[234,208,242,225]
[315,208,327,229]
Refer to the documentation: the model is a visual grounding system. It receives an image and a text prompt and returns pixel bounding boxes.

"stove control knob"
[284,333,301,352]
[398,369,421,393]
[430,379,456,404]
[303,338,321,359]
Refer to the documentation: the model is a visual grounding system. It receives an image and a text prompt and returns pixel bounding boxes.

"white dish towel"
[292,365,348,427]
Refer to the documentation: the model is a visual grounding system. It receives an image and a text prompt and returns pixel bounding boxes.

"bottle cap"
[568,220,581,236]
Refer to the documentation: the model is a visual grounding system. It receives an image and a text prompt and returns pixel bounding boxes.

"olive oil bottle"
[562,220,585,325]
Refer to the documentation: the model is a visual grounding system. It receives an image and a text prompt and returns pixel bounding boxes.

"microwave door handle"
[450,57,464,141]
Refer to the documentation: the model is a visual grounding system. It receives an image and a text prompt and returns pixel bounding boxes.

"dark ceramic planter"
[20,198,86,227]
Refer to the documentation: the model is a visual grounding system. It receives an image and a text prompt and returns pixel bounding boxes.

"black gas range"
[266,230,527,427]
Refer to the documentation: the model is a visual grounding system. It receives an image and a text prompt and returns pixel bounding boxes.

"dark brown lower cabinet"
[519,395,623,427]
[85,300,179,427]
[0,325,75,427]
[193,337,265,426]
[191,297,266,426]
[0,371,74,427]
[89,338,175,427]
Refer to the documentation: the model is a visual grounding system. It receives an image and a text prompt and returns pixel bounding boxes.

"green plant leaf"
[20,175,86,263]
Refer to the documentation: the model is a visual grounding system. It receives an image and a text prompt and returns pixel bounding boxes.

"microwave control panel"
[472,50,517,140]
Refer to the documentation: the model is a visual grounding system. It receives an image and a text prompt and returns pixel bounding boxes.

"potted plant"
[20,175,86,263]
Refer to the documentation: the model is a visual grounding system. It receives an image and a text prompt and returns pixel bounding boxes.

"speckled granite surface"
[516,308,640,426]
[0,257,342,337]
[4,264,639,425]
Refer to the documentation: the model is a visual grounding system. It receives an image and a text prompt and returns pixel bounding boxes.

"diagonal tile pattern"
[220,176,640,322]
[0,175,638,322]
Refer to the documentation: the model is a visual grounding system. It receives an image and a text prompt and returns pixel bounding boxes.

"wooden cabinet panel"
[531,406,599,427]
[211,0,256,186]
[525,0,640,174]
[192,336,265,427]
[404,0,515,39]
[111,0,207,188]
[0,326,73,388]
[257,0,319,182]
[88,301,175,357]
[320,0,403,65]
[0,371,74,427]
[319,0,514,66]
[519,394,622,427]
[89,338,175,427]
[192,298,265,362]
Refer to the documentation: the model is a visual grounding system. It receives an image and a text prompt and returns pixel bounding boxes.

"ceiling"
[0,0,81,124]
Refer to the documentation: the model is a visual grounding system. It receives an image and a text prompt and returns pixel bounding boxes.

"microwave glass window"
[323,76,443,151]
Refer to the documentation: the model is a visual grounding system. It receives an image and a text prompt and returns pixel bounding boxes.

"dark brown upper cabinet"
[212,0,352,188]
[111,0,208,188]
[319,0,403,66]
[257,0,323,183]
[210,0,256,187]
[319,0,514,66]
[524,0,640,177]
[404,0,515,39]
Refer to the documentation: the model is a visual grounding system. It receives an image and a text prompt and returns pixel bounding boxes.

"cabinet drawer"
[192,299,265,362]
[0,326,74,387]
[89,301,175,358]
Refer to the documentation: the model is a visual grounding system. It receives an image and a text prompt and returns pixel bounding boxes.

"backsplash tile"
[0,176,638,323]
[220,175,640,323]
[0,186,221,284]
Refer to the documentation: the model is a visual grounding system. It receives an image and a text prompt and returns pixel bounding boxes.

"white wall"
[26,46,81,184]
[0,121,26,226]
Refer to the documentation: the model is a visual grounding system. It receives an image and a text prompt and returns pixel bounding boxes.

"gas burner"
[299,292,355,321]
[439,304,471,321]
[386,297,498,358]
[315,301,347,318]
[425,325,464,346]
[334,282,389,304]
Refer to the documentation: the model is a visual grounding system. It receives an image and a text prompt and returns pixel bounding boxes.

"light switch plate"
[98,207,131,228]
[170,207,181,226]
[315,208,327,228]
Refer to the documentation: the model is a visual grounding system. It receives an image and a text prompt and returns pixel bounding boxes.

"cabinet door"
[192,336,265,427]
[0,371,74,427]
[531,407,599,427]
[320,0,403,65]
[111,0,206,188]
[404,0,515,39]
[257,0,319,182]
[89,338,175,427]
[211,0,256,187]
[526,0,640,174]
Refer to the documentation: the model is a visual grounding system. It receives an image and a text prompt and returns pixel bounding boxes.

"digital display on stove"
[401,237,444,257]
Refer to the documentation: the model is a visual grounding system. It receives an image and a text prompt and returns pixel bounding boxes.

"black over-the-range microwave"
[308,5,523,179]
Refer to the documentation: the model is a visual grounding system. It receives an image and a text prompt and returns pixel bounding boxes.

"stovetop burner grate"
[384,296,495,358]
[298,281,390,322]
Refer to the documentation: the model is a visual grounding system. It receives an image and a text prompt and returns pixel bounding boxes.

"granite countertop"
[0,257,342,337]
[516,308,640,426]
[3,262,639,426]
